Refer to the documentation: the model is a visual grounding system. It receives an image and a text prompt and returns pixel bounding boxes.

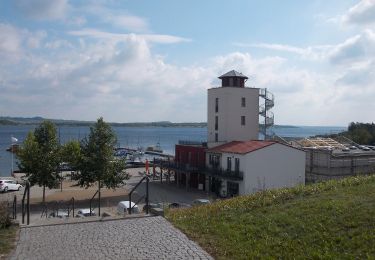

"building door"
[227,181,239,197]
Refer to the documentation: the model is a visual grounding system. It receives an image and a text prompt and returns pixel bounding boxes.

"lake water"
[0,125,345,177]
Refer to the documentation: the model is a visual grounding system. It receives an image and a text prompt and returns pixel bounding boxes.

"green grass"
[0,225,18,258]
[167,175,375,259]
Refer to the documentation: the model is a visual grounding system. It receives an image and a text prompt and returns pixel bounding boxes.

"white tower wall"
[207,87,259,147]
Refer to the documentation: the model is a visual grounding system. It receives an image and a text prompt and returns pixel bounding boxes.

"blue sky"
[0,0,374,126]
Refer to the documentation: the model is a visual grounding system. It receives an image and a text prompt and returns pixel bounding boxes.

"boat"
[145,143,163,155]
[6,144,19,153]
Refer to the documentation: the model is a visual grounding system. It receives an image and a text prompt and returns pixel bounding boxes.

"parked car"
[192,199,211,206]
[142,203,162,212]
[0,179,22,193]
[49,210,70,218]
[76,208,96,217]
[359,145,371,151]
[117,201,140,215]
[168,202,191,209]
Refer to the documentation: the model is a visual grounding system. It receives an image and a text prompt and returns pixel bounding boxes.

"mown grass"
[167,175,375,259]
[0,225,18,258]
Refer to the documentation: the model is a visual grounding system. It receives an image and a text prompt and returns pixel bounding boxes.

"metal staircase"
[259,88,275,140]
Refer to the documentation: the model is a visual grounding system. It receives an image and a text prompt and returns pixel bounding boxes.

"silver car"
[0,179,22,192]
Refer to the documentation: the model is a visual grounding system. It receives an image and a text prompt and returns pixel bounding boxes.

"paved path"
[11,216,213,260]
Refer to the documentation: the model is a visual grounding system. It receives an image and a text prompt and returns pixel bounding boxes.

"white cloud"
[343,0,375,25]
[82,4,149,32]
[234,42,333,61]
[0,23,46,62]
[329,29,375,65]
[0,24,22,53]
[106,15,148,32]
[13,0,68,20]
[68,29,191,44]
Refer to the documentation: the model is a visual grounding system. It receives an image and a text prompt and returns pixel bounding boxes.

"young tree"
[60,140,81,170]
[17,121,61,203]
[75,117,127,215]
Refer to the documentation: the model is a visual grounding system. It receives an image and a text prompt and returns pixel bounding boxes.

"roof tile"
[208,140,276,154]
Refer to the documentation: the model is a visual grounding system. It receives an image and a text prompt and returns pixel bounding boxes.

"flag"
[11,136,18,143]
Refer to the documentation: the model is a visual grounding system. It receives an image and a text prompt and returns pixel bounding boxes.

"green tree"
[17,121,61,203]
[75,117,127,216]
[60,140,81,170]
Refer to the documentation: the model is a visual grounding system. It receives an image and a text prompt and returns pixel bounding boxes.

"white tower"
[207,70,260,148]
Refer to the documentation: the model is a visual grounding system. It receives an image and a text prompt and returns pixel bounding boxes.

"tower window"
[241,116,246,126]
[241,97,246,107]
[215,133,218,142]
[215,116,218,130]
[215,98,219,112]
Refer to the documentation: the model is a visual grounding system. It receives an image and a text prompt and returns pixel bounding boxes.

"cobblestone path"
[11,216,213,260]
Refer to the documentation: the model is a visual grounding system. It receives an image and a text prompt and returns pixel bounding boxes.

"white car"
[0,179,22,192]
[192,199,211,206]
[76,208,96,217]
[49,210,70,218]
[117,201,140,215]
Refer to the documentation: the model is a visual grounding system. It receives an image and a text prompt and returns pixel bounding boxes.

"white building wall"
[207,87,259,148]
[242,143,305,194]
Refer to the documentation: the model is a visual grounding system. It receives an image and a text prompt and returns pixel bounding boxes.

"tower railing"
[259,88,275,139]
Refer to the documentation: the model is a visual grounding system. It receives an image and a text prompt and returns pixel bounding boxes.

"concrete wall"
[242,143,305,194]
[207,87,259,147]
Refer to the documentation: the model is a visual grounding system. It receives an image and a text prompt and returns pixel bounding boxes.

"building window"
[241,116,246,126]
[215,98,218,113]
[241,97,246,107]
[215,116,218,130]
[235,158,240,172]
[227,157,232,171]
[188,152,192,164]
[215,133,218,142]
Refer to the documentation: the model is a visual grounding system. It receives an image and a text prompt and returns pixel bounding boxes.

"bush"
[0,202,11,229]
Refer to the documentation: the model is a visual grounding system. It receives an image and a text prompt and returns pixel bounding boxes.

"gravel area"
[10,216,213,260]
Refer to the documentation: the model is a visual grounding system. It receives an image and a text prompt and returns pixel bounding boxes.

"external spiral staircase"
[259,88,275,140]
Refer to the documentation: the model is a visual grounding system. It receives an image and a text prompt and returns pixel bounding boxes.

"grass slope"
[167,175,375,259]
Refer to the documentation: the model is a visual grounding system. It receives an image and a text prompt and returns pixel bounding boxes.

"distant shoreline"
[0,116,301,128]
[0,116,346,129]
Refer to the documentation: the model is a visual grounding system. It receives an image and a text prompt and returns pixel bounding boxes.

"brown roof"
[218,70,248,79]
[207,140,276,154]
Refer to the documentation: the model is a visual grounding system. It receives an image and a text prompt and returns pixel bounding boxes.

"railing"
[259,88,274,102]
[204,167,244,180]
[89,190,99,217]
[178,140,206,146]
[11,195,17,220]
[128,176,149,215]
[158,161,206,173]
[67,197,75,217]
[159,160,243,181]
[41,203,48,218]
[21,182,30,225]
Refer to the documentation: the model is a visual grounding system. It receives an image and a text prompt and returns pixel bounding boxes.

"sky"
[0,0,374,126]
